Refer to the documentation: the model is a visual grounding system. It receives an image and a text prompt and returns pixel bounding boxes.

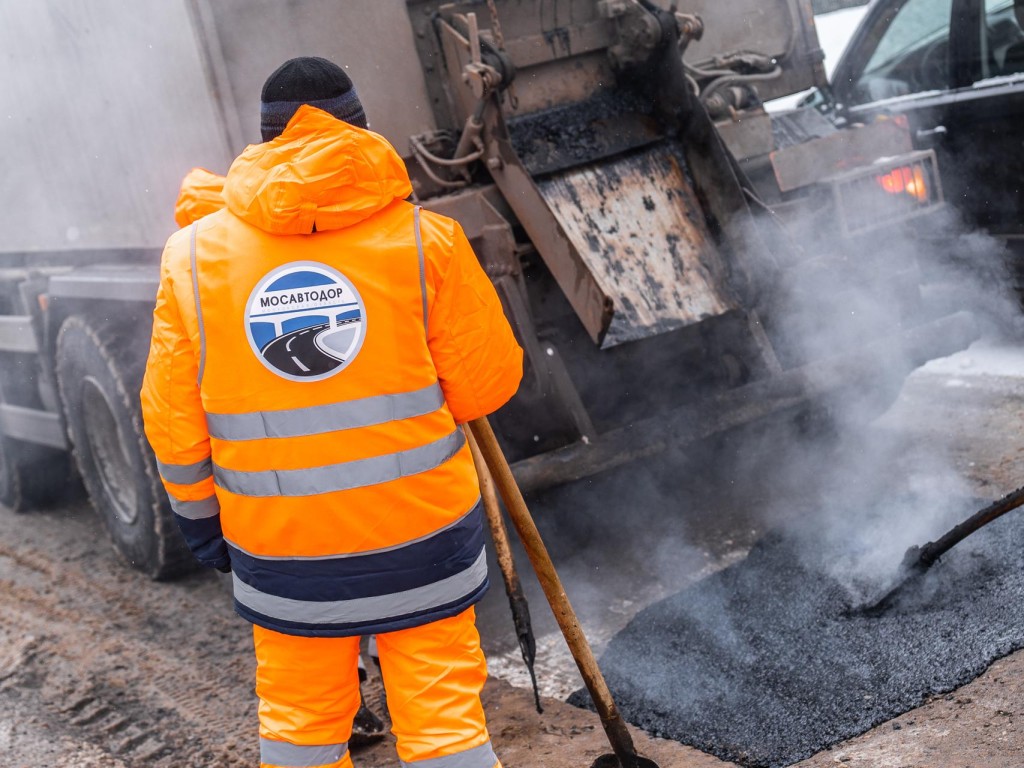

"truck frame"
[0,0,976,578]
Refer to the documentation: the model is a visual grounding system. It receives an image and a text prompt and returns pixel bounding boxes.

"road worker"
[172,165,387,747]
[142,56,523,768]
[173,167,225,228]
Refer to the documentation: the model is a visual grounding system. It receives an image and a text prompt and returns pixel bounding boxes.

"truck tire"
[56,314,194,580]
[0,436,71,512]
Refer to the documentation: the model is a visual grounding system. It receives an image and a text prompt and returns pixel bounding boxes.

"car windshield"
[862,0,952,77]
[849,0,953,103]
[979,0,1024,81]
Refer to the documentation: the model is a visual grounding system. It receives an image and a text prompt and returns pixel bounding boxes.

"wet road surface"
[574,516,1024,767]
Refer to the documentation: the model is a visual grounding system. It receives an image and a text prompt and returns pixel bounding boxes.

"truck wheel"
[56,315,194,580]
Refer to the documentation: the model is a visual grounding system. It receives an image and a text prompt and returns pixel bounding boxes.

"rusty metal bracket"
[598,0,664,70]
[495,274,596,442]
[479,101,614,344]
[462,13,503,100]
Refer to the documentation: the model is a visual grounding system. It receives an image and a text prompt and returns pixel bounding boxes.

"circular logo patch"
[244,261,365,381]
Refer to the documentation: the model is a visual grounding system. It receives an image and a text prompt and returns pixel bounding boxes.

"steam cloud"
[513,169,1023,703]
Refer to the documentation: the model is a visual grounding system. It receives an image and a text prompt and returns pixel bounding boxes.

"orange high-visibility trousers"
[254,607,501,768]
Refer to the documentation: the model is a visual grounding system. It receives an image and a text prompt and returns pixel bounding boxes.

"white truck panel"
[191,0,438,151]
[0,2,233,252]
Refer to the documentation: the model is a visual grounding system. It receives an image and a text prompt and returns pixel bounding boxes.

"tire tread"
[56,314,194,580]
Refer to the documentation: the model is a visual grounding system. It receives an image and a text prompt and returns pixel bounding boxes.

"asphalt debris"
[569,512,1024,767]
[508,88,657,176]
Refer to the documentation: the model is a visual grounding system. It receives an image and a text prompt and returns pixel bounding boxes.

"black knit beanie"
[260,56,368,141]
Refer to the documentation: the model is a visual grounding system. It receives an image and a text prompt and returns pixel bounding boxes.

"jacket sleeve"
[425,218,523,424]
[140,233,229,570]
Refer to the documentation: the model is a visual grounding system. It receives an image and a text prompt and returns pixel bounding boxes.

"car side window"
[984,0,1024,77]
[850,0,954,104]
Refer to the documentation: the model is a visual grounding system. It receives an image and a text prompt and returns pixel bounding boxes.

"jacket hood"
[223,105,413,235]
[174,167,225,227]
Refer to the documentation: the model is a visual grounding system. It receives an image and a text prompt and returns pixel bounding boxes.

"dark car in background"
[818,0,1024,243]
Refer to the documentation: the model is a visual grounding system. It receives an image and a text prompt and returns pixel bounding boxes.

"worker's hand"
[215,563,232,574]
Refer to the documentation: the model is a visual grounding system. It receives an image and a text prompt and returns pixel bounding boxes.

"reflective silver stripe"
[260,737,348,767]
[215,428,465,497]
[168,493,220,520]
[206,382,444,441]
[415,205,428,338]
[190,222,207,386]
[157,456,213,485]
[233,546,487,625]
[224,496,480,560]
[401,742,499,768]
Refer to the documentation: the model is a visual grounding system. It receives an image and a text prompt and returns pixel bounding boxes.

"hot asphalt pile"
[568,511,1024,767]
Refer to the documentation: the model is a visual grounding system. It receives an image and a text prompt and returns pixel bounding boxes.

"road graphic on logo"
[244,261,365,381]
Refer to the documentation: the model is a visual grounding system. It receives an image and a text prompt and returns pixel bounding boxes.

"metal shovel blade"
[591,754,661,768]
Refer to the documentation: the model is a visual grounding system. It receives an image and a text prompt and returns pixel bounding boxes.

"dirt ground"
[2,339,1024,768]
[0,494,723,768]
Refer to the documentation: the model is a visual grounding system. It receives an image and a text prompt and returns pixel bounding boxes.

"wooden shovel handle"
[465,427,523,608]
[468,417,641,768]
[465,426,542,712]
[919,484,1024,567]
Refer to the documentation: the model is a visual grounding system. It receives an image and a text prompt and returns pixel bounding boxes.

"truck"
[0,0,977,579]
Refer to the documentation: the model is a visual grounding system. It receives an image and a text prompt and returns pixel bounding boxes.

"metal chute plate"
[537,143,735,348]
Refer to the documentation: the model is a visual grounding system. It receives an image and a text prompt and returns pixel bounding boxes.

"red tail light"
[875,165,928,203]
[831,150,942,236]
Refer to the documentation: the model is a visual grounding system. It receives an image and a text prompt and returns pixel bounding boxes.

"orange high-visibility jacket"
[142,106,523,637]
[173,167,226,228]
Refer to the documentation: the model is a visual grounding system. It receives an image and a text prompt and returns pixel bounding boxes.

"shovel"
[465,426,543,714]
[468,417,659,768]
[857,484,1024,616]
